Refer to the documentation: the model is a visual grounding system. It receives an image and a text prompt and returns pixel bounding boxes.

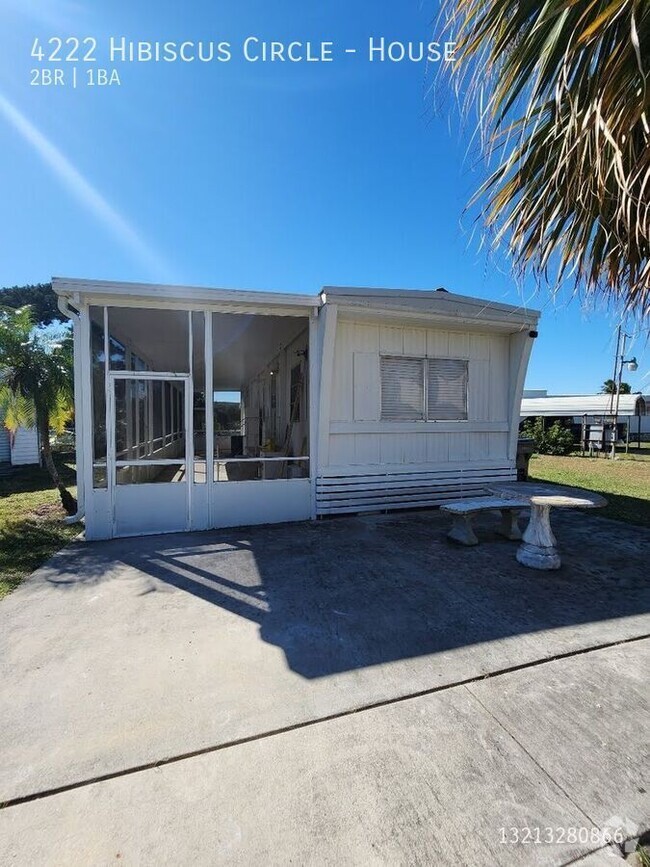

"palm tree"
[601,379,632,394]
[439,0,649,314]
[0,306,77,514]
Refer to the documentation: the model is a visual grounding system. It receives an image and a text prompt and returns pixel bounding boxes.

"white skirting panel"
[210,479,312,529]
[113,483,189,538]
[316,463,517,515]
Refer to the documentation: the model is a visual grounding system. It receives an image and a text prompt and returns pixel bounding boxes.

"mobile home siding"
[0,409,40,466]
[10,427,40,466]
[316,318,518,514]
[0,424,10,463]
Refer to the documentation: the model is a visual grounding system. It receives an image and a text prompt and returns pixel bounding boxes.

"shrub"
[521,417,575,456]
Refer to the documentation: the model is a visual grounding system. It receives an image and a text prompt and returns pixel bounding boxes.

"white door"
[108,372,192,537]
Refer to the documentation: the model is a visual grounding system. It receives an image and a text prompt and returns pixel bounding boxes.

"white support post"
[103,306,115,523]
[187,310,194,527]
[169,387,172,440]
[78,304,93,513]
[148,380,154,457]
[205,309,214,503]
[308,309,319,519]
[162,375,167,446]
[316,303,338,474]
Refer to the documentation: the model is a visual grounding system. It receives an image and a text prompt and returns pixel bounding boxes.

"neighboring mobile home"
[53,279,539,540]
[520,392,647,446]
[0,409,40,468]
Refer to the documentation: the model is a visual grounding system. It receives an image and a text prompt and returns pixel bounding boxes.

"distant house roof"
[521,394,647,417]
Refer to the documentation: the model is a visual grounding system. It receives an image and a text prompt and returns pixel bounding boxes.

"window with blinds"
[427,358,468,420]
[380,356,425,420]
[380,356,468,421]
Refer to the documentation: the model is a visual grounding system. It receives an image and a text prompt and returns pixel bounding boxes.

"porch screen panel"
[380,356,424,420]
[427,358,468,420]
[89,307,107,487]
[107,308,189,372]
[112,377,187,486]
[192,311,206,483]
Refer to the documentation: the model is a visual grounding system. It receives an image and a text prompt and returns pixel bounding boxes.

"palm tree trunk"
[38,410,77,516]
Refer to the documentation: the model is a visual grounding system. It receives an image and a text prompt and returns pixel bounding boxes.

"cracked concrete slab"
[1,510,649,804]
[0,680,612,867]
[467,641,650,830]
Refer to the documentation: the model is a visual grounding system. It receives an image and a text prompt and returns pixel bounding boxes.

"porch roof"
[53,278,321,315]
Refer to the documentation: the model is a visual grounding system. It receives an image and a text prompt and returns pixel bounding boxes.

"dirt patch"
[28,504,65,520]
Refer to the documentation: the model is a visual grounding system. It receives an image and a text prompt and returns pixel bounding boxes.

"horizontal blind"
[427,358,468,420]
[380,356,424,420]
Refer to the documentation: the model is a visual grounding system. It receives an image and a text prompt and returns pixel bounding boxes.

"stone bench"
[440,497,529,546]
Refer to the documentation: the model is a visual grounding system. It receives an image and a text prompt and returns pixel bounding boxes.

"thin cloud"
[0,92,170,279]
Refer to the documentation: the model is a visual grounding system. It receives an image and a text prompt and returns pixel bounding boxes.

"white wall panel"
[469,360,490,422]
[379,326,403,354]
[351,323,379,352]
[469,333,490,360]
[448,331,470,358]
[329,433,357,466]
[10,427,40,466]
[426,433,450,463]
[0,425,10,463]
[448,431,470,462]
[353,352,380,421]
[488,432,509,458]
[323,316,516,473]
[427,329,449,357]
[489,336,509,421]
[403,327,426,355]
[357,433,379,464]
[470,432,490,461]
[379,435,404,465]
[211,479,311,528]
[331,321,353,422]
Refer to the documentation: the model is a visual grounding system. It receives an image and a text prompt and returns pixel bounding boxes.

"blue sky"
[0,0,647,394]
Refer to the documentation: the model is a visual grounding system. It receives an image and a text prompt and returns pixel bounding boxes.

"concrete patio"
[1,509,648,865]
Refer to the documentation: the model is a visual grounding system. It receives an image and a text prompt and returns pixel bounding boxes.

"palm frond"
[439,0,650,315]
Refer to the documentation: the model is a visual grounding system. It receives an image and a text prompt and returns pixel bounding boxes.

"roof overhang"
[322,286,540,333]
[53,278,320,317]
[53,278,541,333]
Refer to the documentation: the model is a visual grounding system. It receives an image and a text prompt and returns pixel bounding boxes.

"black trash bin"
[230,434,244,457]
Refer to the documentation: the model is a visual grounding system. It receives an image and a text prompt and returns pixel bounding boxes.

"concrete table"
[487,482,607,570]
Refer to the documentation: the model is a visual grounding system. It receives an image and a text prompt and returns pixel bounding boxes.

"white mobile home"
[0,410,40,468]
[54,279,539,540]
[520,393,647,446]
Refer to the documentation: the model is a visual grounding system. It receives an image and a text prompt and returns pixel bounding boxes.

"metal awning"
[520,394,646,417]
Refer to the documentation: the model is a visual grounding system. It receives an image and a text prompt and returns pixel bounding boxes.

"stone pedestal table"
[487,482,607,570]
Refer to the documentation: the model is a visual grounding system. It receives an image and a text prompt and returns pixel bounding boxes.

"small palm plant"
[0,306,77,514]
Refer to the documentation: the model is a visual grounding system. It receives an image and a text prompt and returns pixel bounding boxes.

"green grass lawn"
[529,451,650,527]
[0,455,78,600]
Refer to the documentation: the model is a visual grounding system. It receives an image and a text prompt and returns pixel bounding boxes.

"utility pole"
[607,326,621,455]
[609,326,638,459]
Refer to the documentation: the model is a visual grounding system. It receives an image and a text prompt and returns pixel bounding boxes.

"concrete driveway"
[1,509,649,865]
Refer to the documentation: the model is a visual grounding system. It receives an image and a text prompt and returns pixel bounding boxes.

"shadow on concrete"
[45,509,650,679]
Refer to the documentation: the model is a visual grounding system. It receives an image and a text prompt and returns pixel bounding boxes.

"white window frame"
[380,355,469,422]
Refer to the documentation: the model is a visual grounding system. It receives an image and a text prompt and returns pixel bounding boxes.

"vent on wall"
[316,464,516,515]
